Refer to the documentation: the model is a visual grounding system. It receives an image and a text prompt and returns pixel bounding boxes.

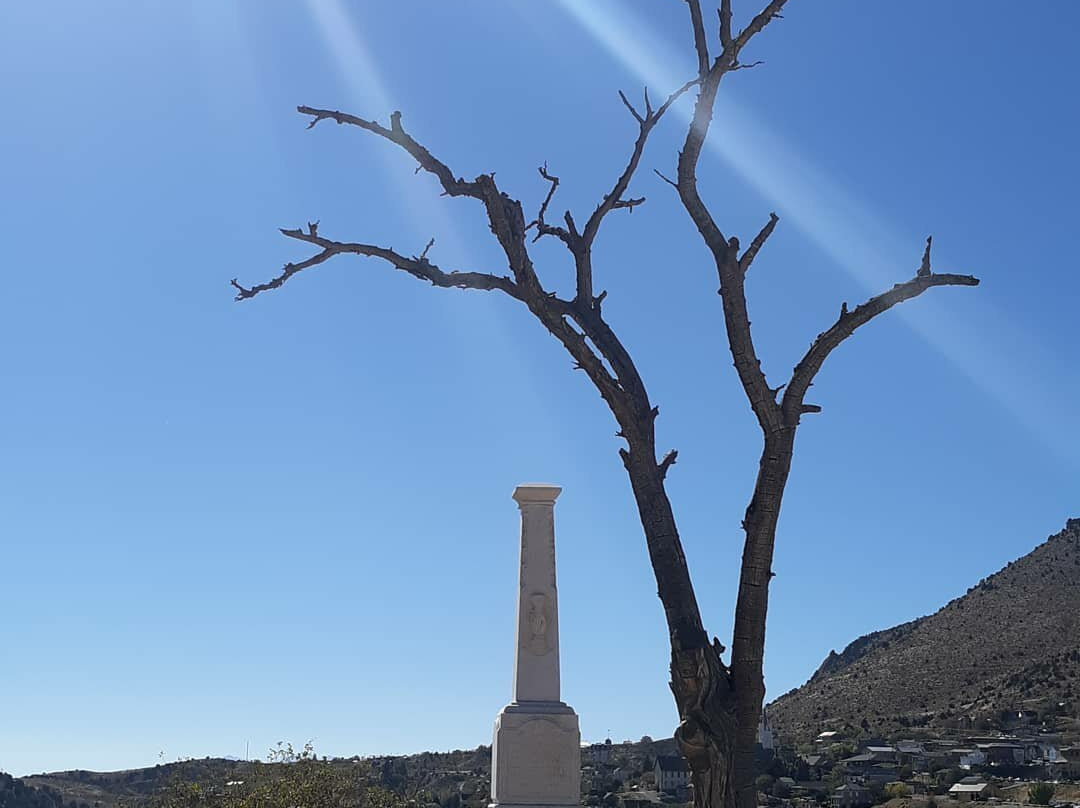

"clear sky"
[1,0,1077,778]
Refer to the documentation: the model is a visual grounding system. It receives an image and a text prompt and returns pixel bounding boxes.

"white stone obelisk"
[490,484,580,808]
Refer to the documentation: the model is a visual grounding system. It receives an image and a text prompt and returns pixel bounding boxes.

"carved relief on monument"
[522,592,553,656]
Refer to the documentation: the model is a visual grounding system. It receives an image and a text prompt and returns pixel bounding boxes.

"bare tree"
[232,4,978,808]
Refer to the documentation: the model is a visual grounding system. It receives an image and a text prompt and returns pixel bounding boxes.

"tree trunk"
[621,450,739,808]
[730,427,797,808]
[672,646,738,808]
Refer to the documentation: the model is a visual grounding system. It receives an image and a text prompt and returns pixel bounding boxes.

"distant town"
[558,708,1080,808]
[11,704,1080,808]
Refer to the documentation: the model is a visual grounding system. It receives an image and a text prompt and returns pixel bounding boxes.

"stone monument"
[490,484,580,808]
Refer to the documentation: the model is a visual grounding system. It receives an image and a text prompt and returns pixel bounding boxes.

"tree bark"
[621,449,738,808]
[731,428,796,808]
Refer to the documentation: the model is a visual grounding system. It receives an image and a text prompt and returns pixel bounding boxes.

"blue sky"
[1,0,1077,777]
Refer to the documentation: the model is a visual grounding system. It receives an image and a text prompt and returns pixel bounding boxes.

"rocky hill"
[769,518,1080,743]
[1,773,65,808]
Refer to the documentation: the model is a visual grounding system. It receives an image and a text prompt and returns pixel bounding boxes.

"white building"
[654,756,691,793]
[758,707,775,750]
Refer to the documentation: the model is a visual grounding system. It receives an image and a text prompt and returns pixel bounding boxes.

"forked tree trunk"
[622,443,779,808]
[621,426,797,808]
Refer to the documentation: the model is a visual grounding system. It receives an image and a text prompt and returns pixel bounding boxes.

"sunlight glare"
[547,0,1075,465]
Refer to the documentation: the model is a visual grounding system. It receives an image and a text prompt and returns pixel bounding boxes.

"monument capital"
[512,483,562,506]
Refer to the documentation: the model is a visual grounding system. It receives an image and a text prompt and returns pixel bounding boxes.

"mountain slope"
[769,518,1080,742]
[1,773,65,808]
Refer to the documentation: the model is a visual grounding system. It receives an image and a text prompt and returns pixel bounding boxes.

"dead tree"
[232,3,979,808]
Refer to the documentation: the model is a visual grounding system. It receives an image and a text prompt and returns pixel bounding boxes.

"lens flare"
[545,0,1074,465]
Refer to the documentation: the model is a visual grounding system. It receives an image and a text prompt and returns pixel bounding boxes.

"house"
[584,740,614,765]
[839,754,875,776]
[799,754,827,780]
[978,743,1025,766]
[830,783,872,808]
[903,780,929,795]
[896,742,928,770]
[896,741,924,754]
[861,765,900,785]
[816,731,840,745]
[863,746,898,764]
[948,781,995,802]
[957,749,987,769]
[619,791,663,808]
[950,777,997,803]
[1037,741,1060,762]
[921,749,951,772]
[1050,749,1080,779]
[654,756,690,793]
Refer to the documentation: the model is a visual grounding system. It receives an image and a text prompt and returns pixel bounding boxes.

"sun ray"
[543,0,1075,466]
[298,0,565,440]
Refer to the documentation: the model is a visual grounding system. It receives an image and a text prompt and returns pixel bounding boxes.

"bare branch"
[654,168,679,189]
[540,76,695,306]
[684,0,710,77]
[653,77,701,122]
[782,269,980,421]
[583,78,698,250]
[676,73,730,259]
[298,107,483,201]
[231,247,337,301]
[528,163,574,246]
[918,235,933,276]
[297,105,543,289]
[672,69,782,434]
[232,226,517,301]
[563,210,580,239]
[618,90,645,125]
[418,237,435,262]
[717,272,783,433]
[659,449,679,479]
[671,0,794,436]
[732,0,789,60]
[611,195,646,212]
[739,212,779,273]
[719,0,733,50]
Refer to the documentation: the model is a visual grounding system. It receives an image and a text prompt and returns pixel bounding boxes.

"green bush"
[150,744,404,808]
[883,783,910,800]
[1028,782,1055,806]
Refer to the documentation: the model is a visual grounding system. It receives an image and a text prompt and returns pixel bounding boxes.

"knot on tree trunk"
[670,645,738,808]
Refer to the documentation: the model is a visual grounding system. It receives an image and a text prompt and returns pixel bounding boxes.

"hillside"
[1,773,65,808]
[11,737,670,808]
[18,759,248,808]
[769,518,1080,743]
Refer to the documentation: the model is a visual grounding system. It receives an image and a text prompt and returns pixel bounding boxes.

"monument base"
[490,701,580,808]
